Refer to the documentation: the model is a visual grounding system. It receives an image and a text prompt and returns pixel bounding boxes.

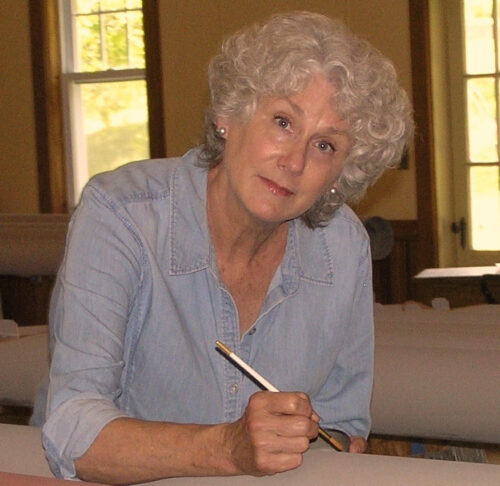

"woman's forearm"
[74,417,236,485]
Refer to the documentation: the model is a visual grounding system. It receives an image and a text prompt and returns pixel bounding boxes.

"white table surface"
[414,265,500,278]
[0,424,499,485]
[0,332,49,405]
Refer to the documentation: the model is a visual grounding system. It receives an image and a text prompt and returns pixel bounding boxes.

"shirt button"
[248,328,257,335]
[229,383,239,394]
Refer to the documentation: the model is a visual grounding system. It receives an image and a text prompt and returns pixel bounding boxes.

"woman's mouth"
[260,177,294,197]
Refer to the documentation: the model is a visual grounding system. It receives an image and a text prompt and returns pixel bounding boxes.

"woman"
[41,11,413,484]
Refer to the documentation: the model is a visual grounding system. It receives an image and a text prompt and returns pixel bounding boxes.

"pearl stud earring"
[330,187,337,195]
[217,127,227,137]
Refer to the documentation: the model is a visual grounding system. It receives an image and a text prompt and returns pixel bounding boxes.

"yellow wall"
[0,0,39,213]
[159,0,416,220]
[0,0,416,220]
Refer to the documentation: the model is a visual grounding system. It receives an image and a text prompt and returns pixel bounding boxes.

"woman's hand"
[224,391,319,476]
[349,435,367,453]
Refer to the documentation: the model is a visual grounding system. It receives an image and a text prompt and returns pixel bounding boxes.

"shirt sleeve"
[42,183,142,478]
[313,235,374,439]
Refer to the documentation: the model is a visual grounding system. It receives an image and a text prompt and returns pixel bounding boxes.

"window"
[445,0,500,265]
[59,0,150,207]
[462,0,500,251]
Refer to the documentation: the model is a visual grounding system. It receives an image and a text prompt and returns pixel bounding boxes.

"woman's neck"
[206,167,288,266]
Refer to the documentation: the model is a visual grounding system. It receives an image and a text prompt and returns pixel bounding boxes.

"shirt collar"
[287,219,336,286]
[168,150,211,275]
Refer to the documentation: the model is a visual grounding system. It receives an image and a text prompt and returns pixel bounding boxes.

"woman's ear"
[215,116,229,139]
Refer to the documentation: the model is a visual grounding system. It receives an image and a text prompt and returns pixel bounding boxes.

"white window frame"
[59,0,147,208]
[445,0,500,265]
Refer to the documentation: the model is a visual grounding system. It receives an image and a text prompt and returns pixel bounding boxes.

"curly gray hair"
[200,11,414,228]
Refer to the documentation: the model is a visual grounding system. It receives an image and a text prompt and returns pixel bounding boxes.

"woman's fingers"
[349,436,367,453]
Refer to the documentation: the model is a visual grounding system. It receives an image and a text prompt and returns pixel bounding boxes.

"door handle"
[451,217,466,249]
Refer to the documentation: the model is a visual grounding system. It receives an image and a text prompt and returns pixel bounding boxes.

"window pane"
[470,166,500,250]
[79,80,149,181]
[75,0,101,14]
[467,78,498,162]
[464,0,495,74]
[103,12,128,68]
[128,11,145,68]
[127,0,142,8]
[73,2,144,72]
[75,14,102,71]
[101,0,127,10]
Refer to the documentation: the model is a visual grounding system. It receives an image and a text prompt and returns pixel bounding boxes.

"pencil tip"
[331,438,343,451]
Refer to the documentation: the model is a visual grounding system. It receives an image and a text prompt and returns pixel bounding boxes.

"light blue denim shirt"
[42,148,374,478]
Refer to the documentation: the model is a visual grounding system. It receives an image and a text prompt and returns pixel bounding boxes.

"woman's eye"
[274,116,291,130]
[317,141,335,153]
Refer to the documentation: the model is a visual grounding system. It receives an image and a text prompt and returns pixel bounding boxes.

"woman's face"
[214,75,350,227]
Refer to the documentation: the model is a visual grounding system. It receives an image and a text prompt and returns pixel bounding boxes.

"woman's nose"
[277,142,307,174]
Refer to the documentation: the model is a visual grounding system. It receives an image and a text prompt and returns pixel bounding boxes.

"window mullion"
[65,68,146,84]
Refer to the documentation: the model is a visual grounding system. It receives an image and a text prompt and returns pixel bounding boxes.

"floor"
[367,435,500,465]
